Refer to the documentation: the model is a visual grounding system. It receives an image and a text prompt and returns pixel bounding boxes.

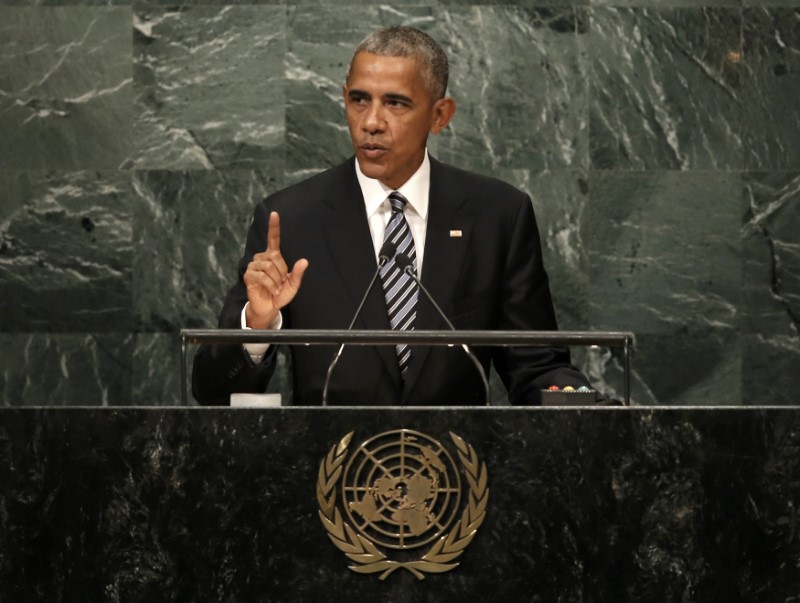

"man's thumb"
[289,258,309,289]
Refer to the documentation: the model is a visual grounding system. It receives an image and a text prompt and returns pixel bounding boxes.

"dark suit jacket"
[192,156,588,406]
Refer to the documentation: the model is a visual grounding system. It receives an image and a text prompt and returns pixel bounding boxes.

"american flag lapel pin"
[449,229,462,238]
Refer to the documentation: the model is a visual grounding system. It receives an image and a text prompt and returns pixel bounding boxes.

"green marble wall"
[1,1,798,406]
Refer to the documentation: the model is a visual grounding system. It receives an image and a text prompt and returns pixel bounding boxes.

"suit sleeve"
[492,195,589,405]
[191,202,278,405]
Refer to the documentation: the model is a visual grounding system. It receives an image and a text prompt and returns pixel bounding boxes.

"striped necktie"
[379,191,418,376]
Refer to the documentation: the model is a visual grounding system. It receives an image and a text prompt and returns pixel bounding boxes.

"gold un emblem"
[317,429,489,580]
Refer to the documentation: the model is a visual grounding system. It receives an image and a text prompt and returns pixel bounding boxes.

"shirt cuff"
[241,303,282,363]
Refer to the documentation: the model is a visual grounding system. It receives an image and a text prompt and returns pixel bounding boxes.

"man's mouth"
[360,143,388,159]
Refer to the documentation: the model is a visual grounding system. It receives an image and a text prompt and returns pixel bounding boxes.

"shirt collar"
[355,150,430,220]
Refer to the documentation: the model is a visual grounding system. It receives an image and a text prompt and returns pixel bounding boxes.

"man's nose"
[363,102,386,132]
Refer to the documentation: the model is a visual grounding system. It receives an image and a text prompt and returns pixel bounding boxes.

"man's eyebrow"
[347,89,370,99]
[383,93,413,105]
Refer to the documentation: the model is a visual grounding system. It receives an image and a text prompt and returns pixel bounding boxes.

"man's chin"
[355,156,386,181]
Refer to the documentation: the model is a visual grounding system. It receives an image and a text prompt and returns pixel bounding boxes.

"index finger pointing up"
[267,211,280,252]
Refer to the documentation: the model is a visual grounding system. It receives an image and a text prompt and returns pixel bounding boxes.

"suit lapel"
[321,160,401,387]
[402,158,474,399]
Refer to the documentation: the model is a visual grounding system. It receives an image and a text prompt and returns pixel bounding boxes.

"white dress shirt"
[359,151,429,274]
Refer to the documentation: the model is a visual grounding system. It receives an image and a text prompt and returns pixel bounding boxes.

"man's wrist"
[245,304,279,330]
[242,303,282,331]
[241,304,282,363]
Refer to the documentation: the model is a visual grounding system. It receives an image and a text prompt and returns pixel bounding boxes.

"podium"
[1,405,798,601]
[181,328,636,406]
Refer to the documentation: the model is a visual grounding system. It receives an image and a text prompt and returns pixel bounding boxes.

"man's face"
[344,52,454,190]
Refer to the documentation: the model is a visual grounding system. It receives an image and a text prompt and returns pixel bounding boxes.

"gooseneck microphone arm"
[394,253,492,406]
[321,241,397,406]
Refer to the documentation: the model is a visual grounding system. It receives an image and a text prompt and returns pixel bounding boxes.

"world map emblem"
[317,429,489,580]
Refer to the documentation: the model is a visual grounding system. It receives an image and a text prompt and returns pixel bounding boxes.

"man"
[193,26,589,406]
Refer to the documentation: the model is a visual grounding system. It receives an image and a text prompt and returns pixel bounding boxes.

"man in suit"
[193,26,589,406]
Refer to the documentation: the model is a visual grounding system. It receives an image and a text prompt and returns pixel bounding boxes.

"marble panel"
[0,0,130,5]
[741,172,800,405]
[128,5,286,170]
[436,6,588,173]
[743,0,800,10]
[133,0,280,5]
[0,0,130,4]
[586,8,743,170]
[0,334,132,405]
[0,408,797,600]
[285,5,435,181]
[624,330,741,405]
[132,332,189,405]
[587,170,741,336]
[0,7,132,169]
[742,334,800,406]
[132,169,279,332]
[741,8,800,169]
[742,172,800,336]
[590,0,738,6]
[0,170,132,332]
[439,0,582,5]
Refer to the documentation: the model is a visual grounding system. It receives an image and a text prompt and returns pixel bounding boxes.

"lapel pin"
[449,230,462,238]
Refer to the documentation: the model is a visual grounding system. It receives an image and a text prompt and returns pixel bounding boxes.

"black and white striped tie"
[379,191,418,376]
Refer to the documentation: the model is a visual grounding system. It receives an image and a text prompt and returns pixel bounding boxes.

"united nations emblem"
[317,429,489,580]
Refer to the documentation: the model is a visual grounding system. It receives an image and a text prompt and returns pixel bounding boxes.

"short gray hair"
[347,26,449,100]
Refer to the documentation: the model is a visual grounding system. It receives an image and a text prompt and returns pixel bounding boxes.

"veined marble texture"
[2,0,800,7]
[741,8,800,169]
[0,333,132,405]
[742,172,800,405]
[0,3,799,406]
[128,5,286,170]
[436,7,588,173]
[591,1,800,8]
[587,170,743,405]
[587,170,741,335]
[588,8,744,170]
[0,7,132,169]
[0,170,132,331]
[743,172,800,337]
[0,0,130,5]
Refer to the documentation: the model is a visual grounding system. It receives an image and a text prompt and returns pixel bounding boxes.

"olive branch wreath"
[316,431,489,580]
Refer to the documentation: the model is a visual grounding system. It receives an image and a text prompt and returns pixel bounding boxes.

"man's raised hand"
[243,211,308,329]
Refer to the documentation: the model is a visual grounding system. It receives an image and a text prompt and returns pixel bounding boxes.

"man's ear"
[430,97,456,134]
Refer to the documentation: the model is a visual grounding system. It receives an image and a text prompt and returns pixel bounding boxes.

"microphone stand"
[321,241,397,406]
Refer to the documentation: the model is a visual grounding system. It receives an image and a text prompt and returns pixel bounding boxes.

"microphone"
[321,240,397,406]
[394,253,492,406]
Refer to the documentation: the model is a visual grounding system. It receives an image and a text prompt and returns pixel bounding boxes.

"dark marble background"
[1,2,799,405]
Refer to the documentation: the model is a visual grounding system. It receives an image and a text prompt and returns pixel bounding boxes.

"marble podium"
[1,407,798,602]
